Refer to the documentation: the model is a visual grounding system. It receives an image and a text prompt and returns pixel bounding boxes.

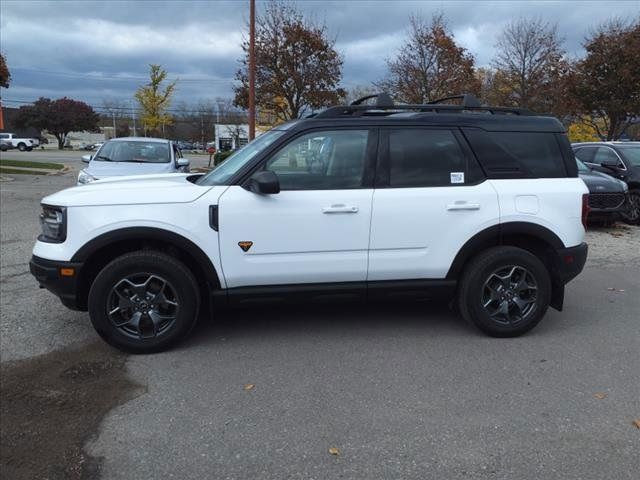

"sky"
[1,0,638,111]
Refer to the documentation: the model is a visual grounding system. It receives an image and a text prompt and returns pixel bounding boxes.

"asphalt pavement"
[1,171,638,479]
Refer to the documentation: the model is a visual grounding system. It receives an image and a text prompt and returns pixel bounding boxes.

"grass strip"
[0,159,65,170]
[0,167,48,176]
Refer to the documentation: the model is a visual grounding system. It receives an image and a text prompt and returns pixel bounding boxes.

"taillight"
[581,193,590,228]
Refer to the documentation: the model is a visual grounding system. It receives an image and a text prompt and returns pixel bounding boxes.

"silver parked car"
[78,137,190,185]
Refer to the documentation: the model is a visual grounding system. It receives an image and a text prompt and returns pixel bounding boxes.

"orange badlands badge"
[238,241,253,252]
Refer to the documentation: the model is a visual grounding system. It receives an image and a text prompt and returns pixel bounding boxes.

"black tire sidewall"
[620,189,640,225]
[460,247,551,337]
[88,252,200,353]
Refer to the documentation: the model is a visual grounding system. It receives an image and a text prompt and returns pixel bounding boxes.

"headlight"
[39,205,66,243]
[77,169,96,185]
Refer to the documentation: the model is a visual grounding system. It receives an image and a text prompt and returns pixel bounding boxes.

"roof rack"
[314,92,533,118]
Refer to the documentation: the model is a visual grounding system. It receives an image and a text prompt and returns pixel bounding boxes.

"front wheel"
[620,189,640,225]
[88,251,201,353]
[458,246,551,337]
[17,143,26,151]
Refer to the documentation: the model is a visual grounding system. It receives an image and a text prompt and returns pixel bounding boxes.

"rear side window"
[387,129,471,187]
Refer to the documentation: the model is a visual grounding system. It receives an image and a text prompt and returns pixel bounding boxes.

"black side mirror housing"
[600,159,620,169]
[245,170,280,194]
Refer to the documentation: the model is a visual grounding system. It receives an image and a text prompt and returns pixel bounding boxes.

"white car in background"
[78,137,190,185]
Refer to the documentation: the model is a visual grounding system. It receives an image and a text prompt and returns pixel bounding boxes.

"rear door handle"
[322,204,359,214]
[447,202,480,211]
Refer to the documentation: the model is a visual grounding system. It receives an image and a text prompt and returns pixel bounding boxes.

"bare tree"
[492,17,569,113]
[377,13,480,103]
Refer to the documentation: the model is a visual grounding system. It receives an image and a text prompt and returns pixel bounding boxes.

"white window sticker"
[450,172,465,184]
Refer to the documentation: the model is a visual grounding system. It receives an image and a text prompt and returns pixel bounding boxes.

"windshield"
[196,130,286,185]
[576,158,590,172]
[95,141,171,163]
[617,145,640,167]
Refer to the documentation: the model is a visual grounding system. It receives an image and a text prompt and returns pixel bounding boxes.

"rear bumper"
[29,255,86,311]
[553,242,588,285]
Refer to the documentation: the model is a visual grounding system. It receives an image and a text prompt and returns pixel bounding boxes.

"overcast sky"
[1,0,638,110]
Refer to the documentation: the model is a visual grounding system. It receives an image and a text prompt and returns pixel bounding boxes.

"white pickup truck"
[0,132,40,151]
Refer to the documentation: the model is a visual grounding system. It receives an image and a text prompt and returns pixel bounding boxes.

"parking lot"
[1,169,639,479]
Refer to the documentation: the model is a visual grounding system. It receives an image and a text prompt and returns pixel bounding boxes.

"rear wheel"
[88,251,200,353]
[458,246,551,337]
[620,189,640,225]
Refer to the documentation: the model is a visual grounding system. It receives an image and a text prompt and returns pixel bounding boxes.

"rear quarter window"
[463,129,568,178]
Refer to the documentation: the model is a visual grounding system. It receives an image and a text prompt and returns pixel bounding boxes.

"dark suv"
[572,142,640,224]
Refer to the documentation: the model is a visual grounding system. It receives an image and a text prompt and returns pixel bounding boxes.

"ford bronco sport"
[30,94,589,353]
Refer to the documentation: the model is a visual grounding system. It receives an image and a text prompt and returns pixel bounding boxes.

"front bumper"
[29,255,85,310]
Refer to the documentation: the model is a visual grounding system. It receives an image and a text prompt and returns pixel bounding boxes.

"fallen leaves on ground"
[244,384,255,391]
[594,392,607,400]
[633,419,640,429]
[328,447,340,456]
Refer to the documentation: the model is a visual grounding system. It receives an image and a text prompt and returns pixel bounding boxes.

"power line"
[9,66,233,84]
[1,98,246,116]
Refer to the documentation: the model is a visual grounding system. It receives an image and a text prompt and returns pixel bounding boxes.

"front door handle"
[447,202,480,211]
[322,204,359,214]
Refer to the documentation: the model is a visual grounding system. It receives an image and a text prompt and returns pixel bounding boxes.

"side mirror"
[81,154,92,163]
[176,157,190,167]
[245,170,280,194]
[600,159,620,169]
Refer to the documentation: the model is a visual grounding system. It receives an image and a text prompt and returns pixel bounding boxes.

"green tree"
[135,64,177,136]
[0,53,10,88]
[234,1,345,121]
[14,97,100,149]
[568,19,640,140]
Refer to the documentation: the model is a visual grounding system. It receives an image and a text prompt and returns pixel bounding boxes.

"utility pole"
[131,100,137,136]
[112,112,117,138]
[200,113,205,151]
[248,0,256,140]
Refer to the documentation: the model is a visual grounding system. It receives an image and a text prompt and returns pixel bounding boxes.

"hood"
[86,160,174,177]
[578,169,627,193]
[43,173,212,207]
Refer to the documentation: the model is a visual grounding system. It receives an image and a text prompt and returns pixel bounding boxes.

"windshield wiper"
[95,155,113,162]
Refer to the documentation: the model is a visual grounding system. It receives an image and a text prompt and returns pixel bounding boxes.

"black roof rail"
[427,94,482,108]
[350,92,394,107]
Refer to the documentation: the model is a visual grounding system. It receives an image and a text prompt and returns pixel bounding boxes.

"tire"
[17,143,26,152]
[88,251,201,353]
[457,246,551,337]
[620,189,640,225]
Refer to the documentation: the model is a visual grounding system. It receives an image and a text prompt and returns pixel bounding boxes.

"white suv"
[30,94,589,353]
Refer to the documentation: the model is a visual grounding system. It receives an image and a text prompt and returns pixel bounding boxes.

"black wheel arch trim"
[446,222,565,280]
[71,227,221,288]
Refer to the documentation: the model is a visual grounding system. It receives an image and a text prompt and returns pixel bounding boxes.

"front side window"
[265,130,369,190]
[594,147,623,167]
[617,145,640,167]
[196,129,286,186]
[94,141,171,163]
[388,129,468,187]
